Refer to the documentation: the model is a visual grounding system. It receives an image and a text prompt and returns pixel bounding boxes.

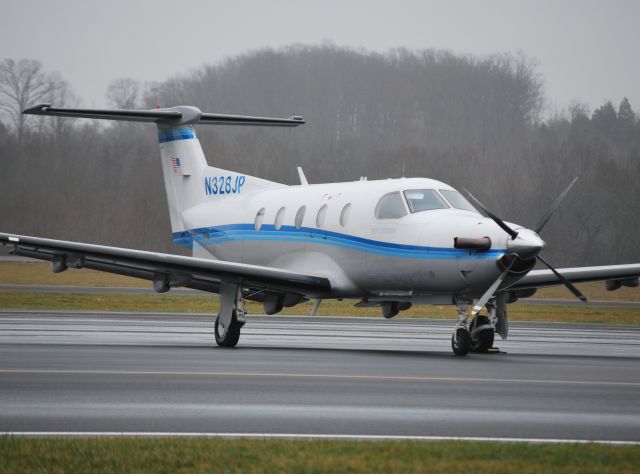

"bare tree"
[0,59,54,140]
[106,78,141,109]
[38,73,80,137]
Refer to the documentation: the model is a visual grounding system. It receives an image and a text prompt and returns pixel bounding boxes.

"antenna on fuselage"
[297,167,309,186]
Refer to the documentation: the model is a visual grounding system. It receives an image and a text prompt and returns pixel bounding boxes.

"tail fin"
[24,104,304,233]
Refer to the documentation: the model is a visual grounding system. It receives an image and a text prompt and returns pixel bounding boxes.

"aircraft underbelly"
[198,237,501,297]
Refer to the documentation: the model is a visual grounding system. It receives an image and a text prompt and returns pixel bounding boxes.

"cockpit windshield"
[439,189,478,212]
[403,190,449,213]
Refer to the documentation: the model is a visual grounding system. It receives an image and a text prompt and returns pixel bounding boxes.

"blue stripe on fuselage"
[158,128,196,143]
[172,224,504,260]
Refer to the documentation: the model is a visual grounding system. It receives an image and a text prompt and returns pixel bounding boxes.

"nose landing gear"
[469,315,495,352]
[452,298,499,355]
[452,301,472,355]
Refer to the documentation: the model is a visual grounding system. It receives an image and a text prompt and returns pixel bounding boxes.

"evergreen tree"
[592,101,617,139]
[617,97,636,141]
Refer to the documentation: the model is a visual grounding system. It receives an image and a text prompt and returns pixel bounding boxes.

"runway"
[1,310,639,442]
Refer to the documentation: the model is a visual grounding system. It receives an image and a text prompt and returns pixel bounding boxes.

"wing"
[0,232,331,298]
[506,264,640,291]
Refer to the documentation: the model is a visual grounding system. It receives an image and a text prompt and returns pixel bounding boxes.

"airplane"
[1,103,639,356]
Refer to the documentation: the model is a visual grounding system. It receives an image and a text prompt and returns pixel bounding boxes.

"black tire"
[471,316,496,352]
[471,316,495,353]
[451,328,471,356]
[215,310,242,347]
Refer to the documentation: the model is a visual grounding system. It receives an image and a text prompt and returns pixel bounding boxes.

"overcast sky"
[2,0,638,115]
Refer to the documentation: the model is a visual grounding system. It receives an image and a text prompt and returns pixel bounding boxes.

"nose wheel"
[452,328,472,355]
[469,315,495,353]
[452,300,497,355]
[451,301,472,356]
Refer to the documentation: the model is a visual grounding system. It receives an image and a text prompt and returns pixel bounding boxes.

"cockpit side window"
[403,189,449,213]
[375,192,407,219]
[439,189,478,212]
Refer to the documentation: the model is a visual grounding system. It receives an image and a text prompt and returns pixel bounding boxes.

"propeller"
[537,255,587,302]
[534,177,578,234]
[463,188,519,240]
[465,177,586,313]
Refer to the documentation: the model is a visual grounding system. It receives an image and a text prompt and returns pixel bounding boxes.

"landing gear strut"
[214,282,246,348]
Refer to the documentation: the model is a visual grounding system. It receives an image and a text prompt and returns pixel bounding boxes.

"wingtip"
[288,115,305,125]
[22,103,51,115]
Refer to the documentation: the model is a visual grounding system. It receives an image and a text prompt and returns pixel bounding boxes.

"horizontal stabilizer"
[23,104,305,127]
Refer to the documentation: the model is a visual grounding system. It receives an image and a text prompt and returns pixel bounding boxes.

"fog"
[1,0,639,112]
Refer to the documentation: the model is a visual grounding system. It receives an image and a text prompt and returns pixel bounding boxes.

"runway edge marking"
[2,432,639,445]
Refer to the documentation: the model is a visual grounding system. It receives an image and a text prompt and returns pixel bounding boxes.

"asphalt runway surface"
[1,310,639,442]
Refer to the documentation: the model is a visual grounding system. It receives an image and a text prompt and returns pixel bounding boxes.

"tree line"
[1,45,638,265]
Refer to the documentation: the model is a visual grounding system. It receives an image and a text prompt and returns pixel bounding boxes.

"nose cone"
[506,228,545,259]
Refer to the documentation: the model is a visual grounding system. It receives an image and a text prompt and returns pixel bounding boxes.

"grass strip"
[0,291,638,324]
[0,262,146,287]
[2,261,640,302]
[1,437,639,474]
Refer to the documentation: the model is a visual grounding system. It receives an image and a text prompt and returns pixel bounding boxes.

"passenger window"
[274,206,286,230]
[254,208,265,231]
[295,205,306,229]
[375,192,407,219]
[316,204,328,228]
[403,189,449,213]
[340,203,351,227]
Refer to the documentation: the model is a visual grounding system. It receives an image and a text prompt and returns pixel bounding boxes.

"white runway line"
[1,368,639,386]
[3,432,640,445]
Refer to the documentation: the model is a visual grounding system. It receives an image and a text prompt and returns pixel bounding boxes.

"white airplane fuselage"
[178,177,522,303]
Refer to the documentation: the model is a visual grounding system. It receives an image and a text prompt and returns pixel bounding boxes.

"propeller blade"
[471,258,516,317]
[463,188,519,240]
[537,255,588,302]
[534,177,578,234]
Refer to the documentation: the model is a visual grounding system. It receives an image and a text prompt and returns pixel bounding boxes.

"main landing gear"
[214,282,246,348]
[451,299,498,356]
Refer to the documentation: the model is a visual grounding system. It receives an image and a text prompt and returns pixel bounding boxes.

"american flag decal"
[171,157,182,174]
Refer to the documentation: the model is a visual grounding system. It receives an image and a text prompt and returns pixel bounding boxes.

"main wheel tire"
[215,310,242,348]
[471,316,495,353]
[451,328,471,356]
[471,329,495,353]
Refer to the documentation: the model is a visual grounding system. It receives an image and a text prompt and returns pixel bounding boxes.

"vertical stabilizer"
[157,124,208,233]
[156,122,285,234]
